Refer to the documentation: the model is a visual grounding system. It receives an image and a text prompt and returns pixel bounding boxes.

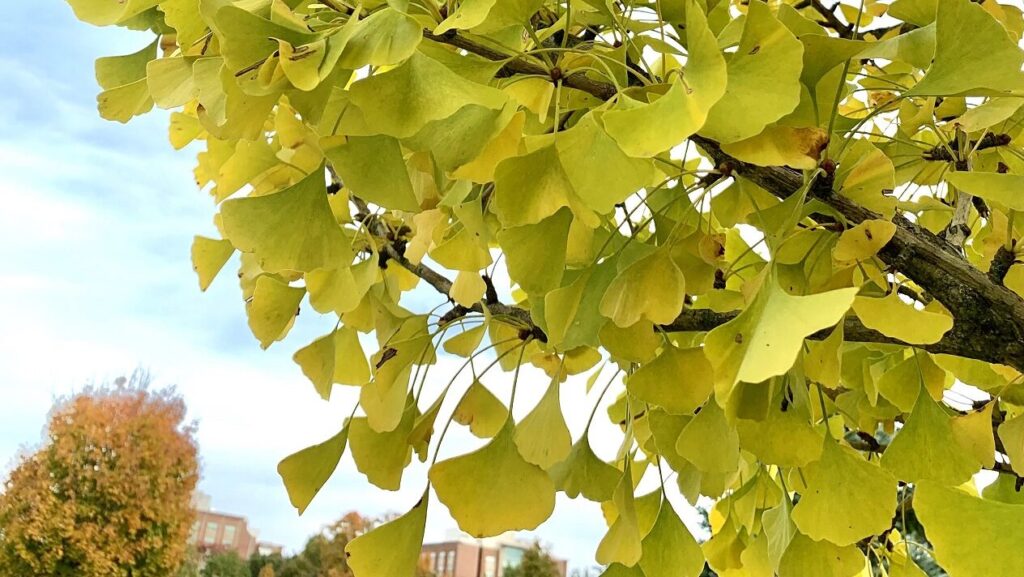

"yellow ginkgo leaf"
[596,467,643,567]
[778,532,865,577]
[952,402,996,469]
[453,380,509,439]
[915,482,1024,577]
[338,8,422,69]
[704,271,858,395]
[493,146,573,227]
[293,331,337,400]
[449,271,486,308]
[429,421,556,537]
[876,351,946,412]
[832,219,897,263]
[627,346,714,415]
[443,324,487,358]
[791,439,897,546]
[603,3,727,156]
[599,320,660,364]
[348,404,415,491]
[221,169,350,273]
[549,435,621,502]
[701,1,804,143]
[325,135,420,212]
[277,425,348,515]
[721,125,829,170]
[246,275,304,349]
[94,40,157,123]
[639,497,705,577]
[852,292,953,346]
[514,376,572,469]
[881,390,980,485]
[675,400,740,474]
[346,492,429,577]
[600,249,686,328]
[736,407,824,468]
[191,236,235,291]
[997,412,1024,476]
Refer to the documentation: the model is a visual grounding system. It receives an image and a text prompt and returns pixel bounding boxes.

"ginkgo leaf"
[435,0,498,33]
[997,412,1024,476]
[443,324,487,358]
[293,331,338,400]
[915,482,1024,577]
[246,275,304,349]
[346,492,429,577]
[952,402,996,469]
[334,326,371,386]
[906,0,1024,96]
[191,236,235,291]
[704,271,857,395]
[325,136,419,212]
[95,40,157,123]
[493,146,573,227]
[221,170,350,273]
[349,405,415,491]
[449,271,486,307]
[600,248,686,328]
[832,220,896,262]
[599,320,660,364]
[498,208,573,295]
[277,425,348,514]
[791,439,897,546]
[835,140,897,218]
[701,1,804,143]
[307,259,380,315]
[603,3,727,156]
[736,407,824,468]
[549,435,620,502]
[68,0,160,26]
[596,467,643,567]
[338,8,422,69]
[556,112,654,214]
[349,52,507,138]
[778,532,865,577]
[852,292,953,346]
[453,380,508,439]
[721,125,829,170]
[881,390,980,485]
[675,400,739,474]
[639,497,705,577]
[944,172,1024,211]
[430,421,556,537]
[627,346,714,415]
[514,377,572,469]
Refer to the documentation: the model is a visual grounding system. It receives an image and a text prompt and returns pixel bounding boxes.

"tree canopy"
[0,372,199,576]
[64,0,1024,575]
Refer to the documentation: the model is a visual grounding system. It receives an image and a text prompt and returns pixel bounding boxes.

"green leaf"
[944,172,1024,212]
[915,482,1024,577]
[626,345,714,415]
[906,0,1024,96]
[221,169,350,273]
[549,435,620,502]
[349,403,416,491]
[997,412,1024,476]
[791,439,897,546]
[881,390,980,485]
[429,421,556,537]
[325,136,420,212]
[599,247,686,328]
[493,146,573,227]
[675,400,739,474]
[704,271,857,396]
[67,0,160,26]
[346,492,429,577]
[603,1,726,156]
[498,208,573,295]
[277,425,349,514]
[95,40,157,123]
[701,1,804,143]
[349,52,507,138]
[339,8,423,69]
[596,467,643,567]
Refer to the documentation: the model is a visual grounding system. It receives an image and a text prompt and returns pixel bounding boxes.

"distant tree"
[502,543,560,577]
[178,546,203,577]
[203,551,250,577]
[250,553,285,577]
[258,566,277,577]
[0,370,199,577]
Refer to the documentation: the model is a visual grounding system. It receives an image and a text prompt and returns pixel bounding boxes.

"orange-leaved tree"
[0,371,200,577]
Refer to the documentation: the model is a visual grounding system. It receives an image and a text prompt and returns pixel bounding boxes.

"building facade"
[189,492,281,559]
[420,534,567,577]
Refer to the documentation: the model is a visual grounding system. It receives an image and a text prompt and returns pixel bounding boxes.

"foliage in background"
[0,371,199,576]
[204,551,251,577]
[64,0,1024,575]
[502,543,561,577]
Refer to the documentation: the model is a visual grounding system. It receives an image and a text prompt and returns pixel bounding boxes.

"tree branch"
[420,29,1024,372]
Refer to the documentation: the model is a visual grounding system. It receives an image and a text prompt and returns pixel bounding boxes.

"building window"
[204,522,218,544]
[485,555,496,577]
[446,550,456,576]
[222,524,236,546]
[189,521,200,543]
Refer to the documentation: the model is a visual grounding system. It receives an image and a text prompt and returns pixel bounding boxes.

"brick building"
[421,533,567,577]
[188,492,281,559]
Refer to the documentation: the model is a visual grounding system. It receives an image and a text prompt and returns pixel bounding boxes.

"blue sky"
[0,2,708,567]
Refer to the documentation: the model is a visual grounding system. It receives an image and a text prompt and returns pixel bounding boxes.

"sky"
[0,2,710,568]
